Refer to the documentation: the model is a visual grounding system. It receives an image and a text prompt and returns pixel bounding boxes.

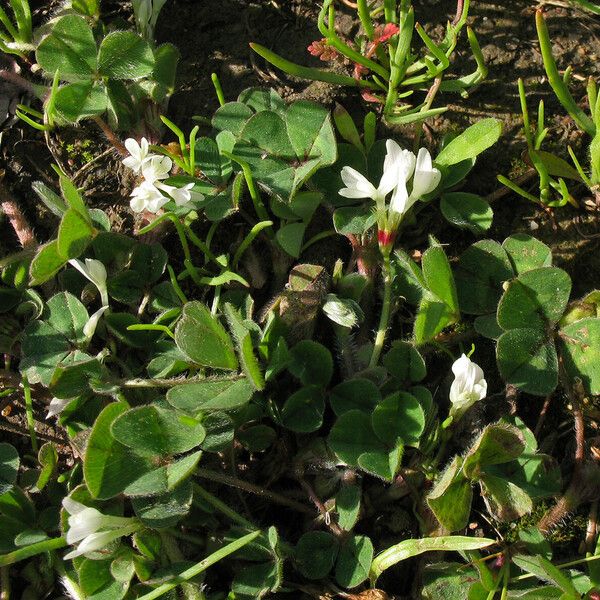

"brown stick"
[92,116,128,156]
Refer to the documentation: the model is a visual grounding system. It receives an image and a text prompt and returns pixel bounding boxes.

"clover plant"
[2,3,600,599]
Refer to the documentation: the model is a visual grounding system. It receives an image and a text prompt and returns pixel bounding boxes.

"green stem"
[135,531,261,600]
[21,375,37,453]
[195,468,314,516]
[369,253,393,368]
[192,483,255,529]
[535,9,595,136]
[0,537,67,567]
[211,73,226,106]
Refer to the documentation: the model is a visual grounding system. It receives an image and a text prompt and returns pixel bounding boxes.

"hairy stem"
[369,252,393,368]
[0,176,36,248]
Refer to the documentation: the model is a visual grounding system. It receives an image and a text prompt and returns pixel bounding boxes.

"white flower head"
[68,258,108,307]
[130,180,168,214]
[62,497,138,560]
[156,181,202,207]
[339,140,416,206]
[122,137,150,174]
[410,147,441,200]
[449,354,487,421]
[141,155,172,184]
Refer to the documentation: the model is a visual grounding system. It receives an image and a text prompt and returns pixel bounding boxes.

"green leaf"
[455,240,514,315]
[357,445,402,482]
[130,244,167,284]
[201,412,235,452]
[440,193,493,234]
[372,392,425,447]
[45,291,89,343]
[238,87,286,114]
[223,303,265,390]
[60,175,90,219]
[497,328,558,395]
[502,234,552,275]
[280,385,325,433]
[435,119,502,167]
[54,81,108,122]
[422,241,459,315]
[328,410,386,467]
[123,451,201,497]
[212,102,254,136]
[295,531,338,580]
[111,405,205,456]
[20,321,70,385]
[479,474,533,521]
[237,425,276,452]
[335,534,373,588]
[36,15,97,82]
[35,442,58,491]
[333,205,375,235]
[79,558,129,600]
[232,561,281,599]
[276,223,305,258]
[497,267,571,331]
[336,484,361,531]
[98,31,155,79]
[512,554,579,596]
[462,424,525,478]
[414,294,455,345]
[175,301,238,370]
[369,535,495,584]
[322,294,364,328]
[29,240,66,286]
[0,444,19,496]
[288,340,332,386]
[49,353,101,399]
[166,378,254,413]
[57,208,93,259]
[560,317,600,395]
[329,378,381,416]
[383,341,426,383]
[84,402,149,499]
[132,481,193,528]
[427,457,473,532]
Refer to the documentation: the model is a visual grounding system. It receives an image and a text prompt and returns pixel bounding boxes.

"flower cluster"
[339,140,441,253]
[123,138,202,213]
[62,497,140,560]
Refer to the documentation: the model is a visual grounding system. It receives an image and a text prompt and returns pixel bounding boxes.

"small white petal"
[66,507,105,544]
[84,305,108,339]
[63,530,122,559]
[46,397,72,419]
[339,166,377,199]
[142,155,172,183]
[411,147,441,199]
[62,497,87,516]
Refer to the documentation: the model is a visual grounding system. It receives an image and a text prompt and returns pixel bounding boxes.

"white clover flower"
[449,354,487,421]
[62,497,138,560]
[130,180,169,214]
[410,147,441,200]
[339,140,414,206]
[156,181,202,207]
[83,305,109,339]
[141,155,172,184]
[68,258,108,308]
[122,137,150,174]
